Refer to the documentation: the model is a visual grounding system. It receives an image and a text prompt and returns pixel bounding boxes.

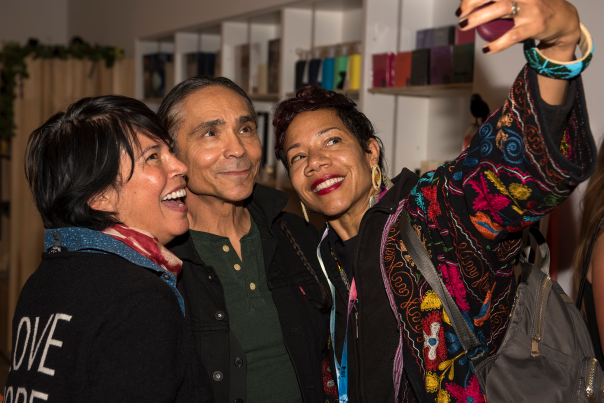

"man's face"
[175,86,262,203]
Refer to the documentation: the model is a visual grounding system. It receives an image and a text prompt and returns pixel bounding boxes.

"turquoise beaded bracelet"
[524,23,593,80]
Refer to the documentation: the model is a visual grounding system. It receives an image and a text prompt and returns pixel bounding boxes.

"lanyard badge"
[317,228,358,403]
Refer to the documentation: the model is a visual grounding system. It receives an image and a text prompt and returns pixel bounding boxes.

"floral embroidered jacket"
[381,66,596,403]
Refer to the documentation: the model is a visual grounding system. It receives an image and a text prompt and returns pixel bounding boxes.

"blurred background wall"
[0,0,68,45]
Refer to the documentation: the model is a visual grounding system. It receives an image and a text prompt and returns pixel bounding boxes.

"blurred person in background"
[4,96,214,403]
[574,135,604,365]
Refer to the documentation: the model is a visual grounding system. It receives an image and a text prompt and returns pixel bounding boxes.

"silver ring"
[511,1,519,17]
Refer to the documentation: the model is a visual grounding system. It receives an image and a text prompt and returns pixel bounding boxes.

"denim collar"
[44,227,184,315]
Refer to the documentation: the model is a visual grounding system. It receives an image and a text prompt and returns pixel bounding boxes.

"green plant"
[0,40,123,141]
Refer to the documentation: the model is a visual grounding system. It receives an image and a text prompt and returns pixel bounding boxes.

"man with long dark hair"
[158,77,334,403]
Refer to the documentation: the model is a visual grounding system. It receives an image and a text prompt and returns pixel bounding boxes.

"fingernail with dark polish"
[482,46,490,54]
[455,7,461,17]
[459,19,468,28]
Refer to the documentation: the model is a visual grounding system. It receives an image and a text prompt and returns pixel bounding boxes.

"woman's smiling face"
[92,133,189,245]
[284,109,380,220]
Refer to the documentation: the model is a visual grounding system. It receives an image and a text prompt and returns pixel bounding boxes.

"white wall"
[68,0,298,57]
[0,0,68,45]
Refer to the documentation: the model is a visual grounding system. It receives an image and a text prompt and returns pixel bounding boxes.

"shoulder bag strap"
[576,219,604,309]
[400,213,487,367]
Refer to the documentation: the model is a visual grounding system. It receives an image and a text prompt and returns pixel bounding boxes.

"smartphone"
[475,2,515,42]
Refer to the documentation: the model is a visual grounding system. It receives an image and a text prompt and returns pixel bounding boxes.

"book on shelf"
[257,64,268,94]
[215,50,222,77]
[235,44,250,93]
[394,52,412,87]
[295,59,307,90]
[186,53,197,78]
[416,28,434,49]
[433,26,455,47]
[334,54,348,90]
[268,39,281,94]
[143,53,173,99]
[455,26,476,45]
[165,59,175,94]
[430,46,453,85]
[452,43,474,83]
[308,58,322,87]
[185,52,217,79]
[348,53,361,90]
[250,43,262,94]
[371,53,395,88]
[321,46,336,90]
[410,49,430,86]
[200,53,216,76]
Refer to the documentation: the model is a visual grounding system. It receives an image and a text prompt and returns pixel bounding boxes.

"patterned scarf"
[103,224,182,276]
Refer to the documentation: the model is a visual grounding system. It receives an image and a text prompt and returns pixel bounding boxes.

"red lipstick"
[312,174,345,196]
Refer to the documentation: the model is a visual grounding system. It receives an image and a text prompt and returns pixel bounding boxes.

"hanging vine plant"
[0,38,124,142]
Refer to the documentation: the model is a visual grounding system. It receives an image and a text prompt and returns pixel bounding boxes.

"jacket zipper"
[530,276,550,357]
[509,292,519,320]
[586,357,598,402]
[353,204,392,402]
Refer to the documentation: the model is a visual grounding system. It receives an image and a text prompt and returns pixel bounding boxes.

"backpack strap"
[400,213,487,367]
[521,226,551,277]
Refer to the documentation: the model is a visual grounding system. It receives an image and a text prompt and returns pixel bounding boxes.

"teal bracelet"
[524,23,593,80]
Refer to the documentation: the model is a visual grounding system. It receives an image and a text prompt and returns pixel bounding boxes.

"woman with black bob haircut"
[273,0,596,401]
[4,95,214,403]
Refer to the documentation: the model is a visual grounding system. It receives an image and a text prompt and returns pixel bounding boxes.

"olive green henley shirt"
[190,218,303,403]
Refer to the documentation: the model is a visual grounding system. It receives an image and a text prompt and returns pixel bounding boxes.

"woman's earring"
[371,164,382,191]
[301,202,310,223]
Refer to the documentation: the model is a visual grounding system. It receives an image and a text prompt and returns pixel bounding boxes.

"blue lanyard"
[317,228,357,403]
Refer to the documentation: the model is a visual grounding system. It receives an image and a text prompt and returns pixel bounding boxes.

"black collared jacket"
[319,168,420,403]
[168,184,333,403]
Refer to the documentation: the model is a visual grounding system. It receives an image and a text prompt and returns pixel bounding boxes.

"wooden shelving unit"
[368,83,473,97]
[248,93,281,102]
[134,0,479,177]
[285,89,359,98]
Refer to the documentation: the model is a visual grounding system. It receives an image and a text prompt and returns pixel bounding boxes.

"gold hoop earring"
[371,164,382,191]
[301,202,310,223]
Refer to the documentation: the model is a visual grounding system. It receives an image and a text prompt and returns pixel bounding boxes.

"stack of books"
[185,52,218,78]
[371,25,475,88]
[293,42,362,92]
[143,53,174,99]
[235,39,280,95]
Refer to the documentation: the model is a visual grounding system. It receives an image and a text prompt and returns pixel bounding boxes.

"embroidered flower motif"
[437,389,452,403]
[421,290,442,311]
[473,284,495,327]
[484,170,526,215]
[470,211,503,241]
[446,376,485,403]
[559,129,572,159]
[508,183,532,200]
[468,174,510,224]
[423,310,447,371]
[495,130,509,150]
[426,371,439,393]
[496,113,513,129]
[422,185,442,224]
[440,263,470,312]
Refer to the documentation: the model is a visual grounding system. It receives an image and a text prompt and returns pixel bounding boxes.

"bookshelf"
[368,83,473,97]
[134,0,482,178]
